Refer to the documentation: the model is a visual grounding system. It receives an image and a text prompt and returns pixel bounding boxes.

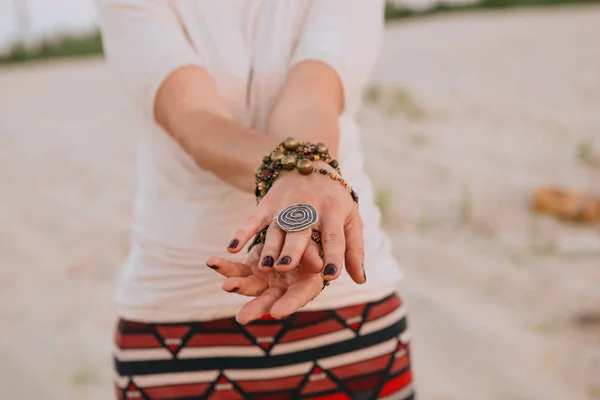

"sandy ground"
[1,5,599,400]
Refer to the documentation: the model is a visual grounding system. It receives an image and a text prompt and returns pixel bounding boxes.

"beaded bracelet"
[255,137,359,206]
[312,168,360,205]
[255,137,339,198]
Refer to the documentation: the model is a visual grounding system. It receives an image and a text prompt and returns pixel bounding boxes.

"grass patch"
[365,85,428,121]
[70,369,99,386]
[576,138,600,168]
[3,1,598,64]
[375,188,394,223]
[0,31,103,65]
[385,0,600,20]
[459,183,473,223]
[416,214,433,233]
[407,132,431,147]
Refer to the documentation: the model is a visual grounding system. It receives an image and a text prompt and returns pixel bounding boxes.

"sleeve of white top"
[290,0,385,115]
[95,0,203,118]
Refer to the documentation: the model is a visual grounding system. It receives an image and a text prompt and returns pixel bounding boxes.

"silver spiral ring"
[276,203,318,233]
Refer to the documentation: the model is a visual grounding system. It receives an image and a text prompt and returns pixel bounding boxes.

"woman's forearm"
[154,62,344,193]
[266,104,340,159]
[155,66,278,193]
[172,110,279,193]
[266,61,343,157]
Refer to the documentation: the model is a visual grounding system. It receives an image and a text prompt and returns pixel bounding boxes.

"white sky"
[0,0,98,47]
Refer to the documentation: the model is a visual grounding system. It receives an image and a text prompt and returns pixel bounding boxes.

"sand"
[0,5,599,400]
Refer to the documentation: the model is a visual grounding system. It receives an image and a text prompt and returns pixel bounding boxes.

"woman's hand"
[226,161,366,285]
[206,242,325,324]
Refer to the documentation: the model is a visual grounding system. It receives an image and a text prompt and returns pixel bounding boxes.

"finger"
[273,229,311,273]
[222,276,269,297]
[244,243,263,266]
[235,287,286,325]
[206,256,252,278]
[270,276,322,319]
[227,202,272,253]
[299,239,324,274]
[258,223,285,272]
[344,211,367,284]
[320,215,346,281]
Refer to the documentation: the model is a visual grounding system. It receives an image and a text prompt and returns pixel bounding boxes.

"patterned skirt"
[113,293,414,399]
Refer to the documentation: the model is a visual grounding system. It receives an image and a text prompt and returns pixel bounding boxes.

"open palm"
[206,241,324,325]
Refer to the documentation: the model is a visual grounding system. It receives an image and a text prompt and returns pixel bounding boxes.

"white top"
[97,0,403,323]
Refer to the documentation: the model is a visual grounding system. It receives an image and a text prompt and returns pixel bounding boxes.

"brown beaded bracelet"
[255,137,358,206]
[312,168,359,206]
[255,137,339,200]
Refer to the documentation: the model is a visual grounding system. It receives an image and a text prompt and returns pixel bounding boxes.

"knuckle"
[266,223,280,234]
[353,245,366,259]
[320,197,338,211]
[323,232,340,244]
[247,214,264,228]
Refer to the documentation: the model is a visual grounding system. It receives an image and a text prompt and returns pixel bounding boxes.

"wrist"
[254,137,358,206]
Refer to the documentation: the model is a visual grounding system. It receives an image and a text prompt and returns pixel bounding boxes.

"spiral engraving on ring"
[276,203,318,233]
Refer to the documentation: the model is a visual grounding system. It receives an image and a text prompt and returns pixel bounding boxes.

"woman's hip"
[113,293,414,399]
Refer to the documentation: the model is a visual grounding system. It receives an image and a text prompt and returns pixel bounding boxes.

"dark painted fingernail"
[228,239,239,249]
[324,264,337,276]
[208,264,219,270]
[227,287,239,293]
[262,256,274,267]
[277,256,291,265]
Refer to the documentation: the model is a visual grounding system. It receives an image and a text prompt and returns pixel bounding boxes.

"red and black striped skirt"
[113,293,414,399]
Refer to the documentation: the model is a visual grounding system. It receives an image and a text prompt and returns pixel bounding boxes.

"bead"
[257,182,265,190]
[316,143,328,154]
[281,155,297,170]
[255,187,261,197]
[270,151,284,162]
[329,160,339,169]
[263,156,271,164]
[296,159,313,175]
[313,155,320,161]
[283,137,299,151]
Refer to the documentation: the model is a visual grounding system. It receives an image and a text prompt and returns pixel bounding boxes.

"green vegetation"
[1,0,598,64]
[575,138,600,168]
[365,85,428,121]
[374,188,394,223]
[459,183,473,223]
[0,30,102,65]
[385,0,600,20]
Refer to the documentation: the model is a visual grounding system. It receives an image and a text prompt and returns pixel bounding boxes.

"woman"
[97,1,413,399]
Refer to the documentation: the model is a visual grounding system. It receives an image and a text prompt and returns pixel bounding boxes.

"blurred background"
[1,0,599,399]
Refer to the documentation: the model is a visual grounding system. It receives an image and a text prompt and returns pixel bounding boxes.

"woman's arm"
[266,60,343,157]
[154,66,279,193]
[97,1,352,193]
[233,0,385,281]
[97,0,279,193]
